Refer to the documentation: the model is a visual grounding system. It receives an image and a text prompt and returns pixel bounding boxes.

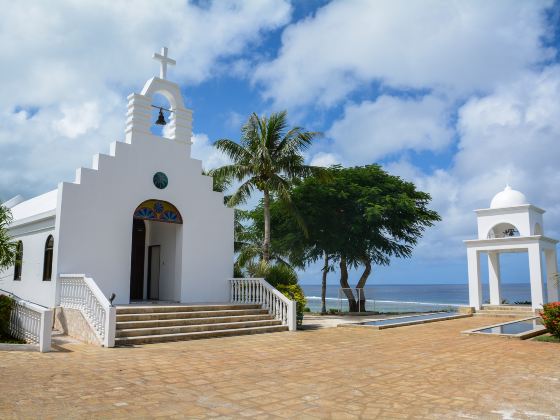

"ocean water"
[301,283,532,313]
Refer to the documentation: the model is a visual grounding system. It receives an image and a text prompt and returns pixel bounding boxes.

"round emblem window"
[153,172,168,189]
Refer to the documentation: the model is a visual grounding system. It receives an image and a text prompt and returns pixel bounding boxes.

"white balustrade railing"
[58,274,116,347]
[5,295,52,352]
[229,278,296,331]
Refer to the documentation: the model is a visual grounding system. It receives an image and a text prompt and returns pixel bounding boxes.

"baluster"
[266,289,270,312]
[236,280,240,302]
[253,280,257,303]
[249,281,253,303]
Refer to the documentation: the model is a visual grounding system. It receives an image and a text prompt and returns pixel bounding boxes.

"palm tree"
[211,111,321,263]
[0,205,16,271]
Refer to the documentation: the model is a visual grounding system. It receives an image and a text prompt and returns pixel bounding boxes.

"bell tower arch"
[124,47,193,154]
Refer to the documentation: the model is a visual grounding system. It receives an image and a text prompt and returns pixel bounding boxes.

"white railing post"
[104,306,116,348]
[39,308,53,352]
[287,300,296,331]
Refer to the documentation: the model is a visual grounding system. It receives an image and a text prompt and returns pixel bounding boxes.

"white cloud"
[190,133,230,171]
[53,102,101,139]
[226,111,245,130]
[327,95,453,163]
[0,0,292,199]
[310,152,340,167]
[387,66,560,259]
[254,0,554,109]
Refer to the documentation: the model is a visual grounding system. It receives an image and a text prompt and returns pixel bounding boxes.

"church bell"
[155,108,167,125]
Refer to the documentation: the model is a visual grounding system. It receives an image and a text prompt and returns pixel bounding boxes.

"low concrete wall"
[459,306,475,314]
[54,307,101,346]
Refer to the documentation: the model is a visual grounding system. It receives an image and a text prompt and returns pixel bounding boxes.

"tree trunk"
[321,252,329,314]
[355,257,372,312]
[339,256,358,312]
[262,189,271,263]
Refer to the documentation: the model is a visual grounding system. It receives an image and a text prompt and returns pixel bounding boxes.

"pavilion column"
[467,248,482,309]
[488,252,501,305]
[527,243,545,311]
[545,249,559,303]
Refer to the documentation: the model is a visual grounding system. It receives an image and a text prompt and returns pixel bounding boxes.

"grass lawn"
[534,334,560,343]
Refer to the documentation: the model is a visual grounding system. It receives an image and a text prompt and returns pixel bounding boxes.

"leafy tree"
[0,205,16,271]
[210,111,321,262]
[263,165,441,312]
[247,197,334,313]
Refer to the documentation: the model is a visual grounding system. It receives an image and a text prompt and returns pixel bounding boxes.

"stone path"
[1,316,559,419]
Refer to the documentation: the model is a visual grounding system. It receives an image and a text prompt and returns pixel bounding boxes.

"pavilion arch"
[486,222,520,239]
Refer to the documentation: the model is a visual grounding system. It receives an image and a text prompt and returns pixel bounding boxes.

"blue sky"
[2,1,560,286]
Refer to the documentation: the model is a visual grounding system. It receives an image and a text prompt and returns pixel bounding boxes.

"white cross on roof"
[152,46,176,80]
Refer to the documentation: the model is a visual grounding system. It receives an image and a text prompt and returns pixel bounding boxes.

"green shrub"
[540,302,560,339]
[264,264,298,288]
[276,283,307,317]
[303,307,311,312]
[245,261,298,287]
[328,308,339,315]
[0,294,14,337]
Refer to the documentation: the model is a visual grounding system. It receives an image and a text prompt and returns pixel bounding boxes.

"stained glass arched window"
[133,200,183,224]
[43,235,54,281]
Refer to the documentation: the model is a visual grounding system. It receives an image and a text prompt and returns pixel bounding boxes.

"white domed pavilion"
[464,186,559,311]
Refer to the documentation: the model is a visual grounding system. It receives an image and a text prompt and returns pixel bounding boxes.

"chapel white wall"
[55,134,234,305]
[0,219,56,307]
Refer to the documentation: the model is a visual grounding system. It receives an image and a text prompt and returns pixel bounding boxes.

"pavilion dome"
[490,185,528,209]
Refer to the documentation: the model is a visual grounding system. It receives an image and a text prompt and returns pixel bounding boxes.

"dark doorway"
[147,245,161,300]
[129,218,146,300]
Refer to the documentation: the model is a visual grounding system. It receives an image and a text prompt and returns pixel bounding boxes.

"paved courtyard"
[1,316,559,419]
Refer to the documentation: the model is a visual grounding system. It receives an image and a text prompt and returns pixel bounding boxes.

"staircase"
[115,304,288,346]
[475,304,536,318]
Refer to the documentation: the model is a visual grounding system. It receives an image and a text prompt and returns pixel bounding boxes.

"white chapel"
[1,48,235,308]
[464,185,559,311]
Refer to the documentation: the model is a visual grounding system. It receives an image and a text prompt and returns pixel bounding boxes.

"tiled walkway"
[1,316,559,419]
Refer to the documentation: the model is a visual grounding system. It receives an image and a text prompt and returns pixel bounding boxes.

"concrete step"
[481,305,533,312]
[115,324,289,345]
[116,319,282,338]
[475,310,535,318]
[116,314,275,330]
[116,309,269,322]
[116,304,261,315]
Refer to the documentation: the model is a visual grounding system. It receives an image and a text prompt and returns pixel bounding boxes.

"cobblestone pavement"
[1,316,559,419]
